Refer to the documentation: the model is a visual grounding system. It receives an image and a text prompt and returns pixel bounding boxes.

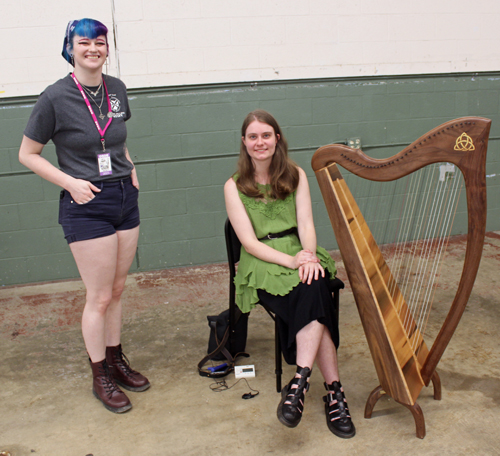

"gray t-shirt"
[24,74,133,182]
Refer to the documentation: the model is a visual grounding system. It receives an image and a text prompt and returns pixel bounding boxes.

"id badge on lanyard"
[98,139,112,176]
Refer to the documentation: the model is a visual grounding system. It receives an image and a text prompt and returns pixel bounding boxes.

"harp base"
[363,370,442,439]
[363,385,426,439]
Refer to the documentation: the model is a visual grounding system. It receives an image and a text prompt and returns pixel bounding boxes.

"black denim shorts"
[58,177,140,244]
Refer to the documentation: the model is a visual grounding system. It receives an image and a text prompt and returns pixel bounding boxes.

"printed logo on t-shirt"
[107,94,126,118]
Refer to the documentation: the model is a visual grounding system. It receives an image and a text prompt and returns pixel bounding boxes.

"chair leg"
[275,319,282,393]
[333,290,340,324]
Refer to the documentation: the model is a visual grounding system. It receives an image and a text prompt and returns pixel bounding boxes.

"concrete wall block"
[210,157,238,185]
[139,189,187,218]
[0,228,55,258]
[1,175,45,205]
[161,215,189,242]
[285,84,338,100]
[147,48,205,75]
[24,251,80,283]
[386,78,435,95]
[363,94,411,121]
[132,164,157,192]
[41,179,63,202]
[186,186,225,214]
[436,76,480,93]
[6,148,27,174]
[410,92,457,118]
[467,90,500,116]
[129,92,179,109]
[0,205,21,232]
[312,96,364,125]
[230,17,286,46]
[203,46,260,73]
[127,108,153,138]
[127,134,182,162]
[138,218,163,245]
[0,149,12,173]
[316,224,339,251]
[138,240,190,270]
[170,103,245,135]
[0,257,28,286]
[486,182,500,205]
[117,20,174,54]
[260,98,314,127]
[0,118,27,149]
[189,235,226,265]
[180,130,236,158]
[142,1,201,21]
[174,18,231,49]
[486,208,500,232]
[162,212,216,242]
[17,200,59,229]
[0,102,35,120]
[285,124,341,150]
[337,81,388,98]
[150,106,183,135]
[385,118,438,144]
[156,160,212,190]
[177,90,232,107]
[289,151,315,174]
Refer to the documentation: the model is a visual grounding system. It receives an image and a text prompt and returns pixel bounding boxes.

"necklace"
[80,81,102,97]
[82,85,105,120]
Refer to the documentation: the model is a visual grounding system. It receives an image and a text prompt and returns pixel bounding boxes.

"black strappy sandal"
[277,366,312,428]
[323,381,356,438]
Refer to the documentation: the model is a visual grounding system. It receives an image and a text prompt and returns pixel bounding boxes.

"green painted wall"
[1,73,499,286]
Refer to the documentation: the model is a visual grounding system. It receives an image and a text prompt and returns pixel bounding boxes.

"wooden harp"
[311,117,491,438]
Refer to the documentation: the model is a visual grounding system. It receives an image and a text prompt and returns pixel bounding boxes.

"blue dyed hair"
[62,18,109,65]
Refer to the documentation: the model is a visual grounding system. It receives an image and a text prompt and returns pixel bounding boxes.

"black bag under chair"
[198,308,250,378]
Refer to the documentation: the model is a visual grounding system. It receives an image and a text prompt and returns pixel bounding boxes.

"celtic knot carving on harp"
[311,117,491,438]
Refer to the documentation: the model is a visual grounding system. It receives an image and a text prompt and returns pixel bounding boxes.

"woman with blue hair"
[19,18,149,413]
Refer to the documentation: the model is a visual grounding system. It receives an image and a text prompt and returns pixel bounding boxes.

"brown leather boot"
[106,344,151,392]
[90,358,132,413]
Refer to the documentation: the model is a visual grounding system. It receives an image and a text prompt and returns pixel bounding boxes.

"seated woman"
[224,110,355,439]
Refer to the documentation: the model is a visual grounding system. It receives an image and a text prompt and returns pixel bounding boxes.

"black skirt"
[257,274,339,365]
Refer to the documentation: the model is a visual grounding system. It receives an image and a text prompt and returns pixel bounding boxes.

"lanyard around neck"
[71,73,112,150]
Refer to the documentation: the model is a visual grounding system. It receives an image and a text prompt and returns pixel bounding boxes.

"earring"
[71,54,74,67]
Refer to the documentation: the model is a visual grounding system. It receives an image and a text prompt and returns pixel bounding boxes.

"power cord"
[209,377,260,399]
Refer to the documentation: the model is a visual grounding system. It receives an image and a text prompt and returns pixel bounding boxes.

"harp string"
[344,163,464,355]
[411,167,463,354]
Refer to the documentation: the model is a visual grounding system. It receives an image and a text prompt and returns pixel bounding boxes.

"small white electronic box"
[235,365,256,378]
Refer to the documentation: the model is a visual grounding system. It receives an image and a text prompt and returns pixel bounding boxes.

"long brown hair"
[235,110,299,200]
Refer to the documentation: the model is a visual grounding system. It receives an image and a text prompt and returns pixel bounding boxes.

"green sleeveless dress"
[234,182,337,313]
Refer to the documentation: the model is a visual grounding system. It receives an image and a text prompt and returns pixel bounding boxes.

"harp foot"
[364,385,384,419]
[399,401,426,439]
[365,385,427,439]
[431,370,442,401]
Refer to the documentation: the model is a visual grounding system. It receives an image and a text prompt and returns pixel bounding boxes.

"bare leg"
[70,226,139,362]
[296,320,340,383]
[72,235,118,362]
[296,320,326,369]
[104,227,140,347]
[315,328,340,384]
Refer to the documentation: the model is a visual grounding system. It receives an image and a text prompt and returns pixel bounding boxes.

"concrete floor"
[1,233,500,456]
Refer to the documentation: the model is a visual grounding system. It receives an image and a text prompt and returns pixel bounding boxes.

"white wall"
[1,0,499,98]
